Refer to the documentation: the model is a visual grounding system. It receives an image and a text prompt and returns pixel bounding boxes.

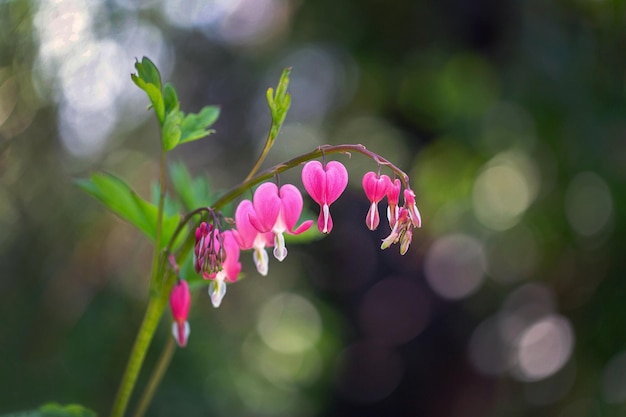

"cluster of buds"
[193,221,242,308]
[193,222,225,279]
[362,171,421,254]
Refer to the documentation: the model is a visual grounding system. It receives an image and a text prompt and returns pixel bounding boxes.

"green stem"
[109,280,174,417]
[150,151,167,291]
[110,149,170,417]
[213,144,411,210]
[244,130,275,183]
[131,336,177,417]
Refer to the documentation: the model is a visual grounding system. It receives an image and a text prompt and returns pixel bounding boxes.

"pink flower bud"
[169,280,191,347]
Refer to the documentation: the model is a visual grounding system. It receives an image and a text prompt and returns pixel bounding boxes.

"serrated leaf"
[162,110,182,151]
[179,106,220,144]
[76,173,181,248]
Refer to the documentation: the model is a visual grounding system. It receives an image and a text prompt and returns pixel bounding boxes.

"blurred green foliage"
[1,0,626,416]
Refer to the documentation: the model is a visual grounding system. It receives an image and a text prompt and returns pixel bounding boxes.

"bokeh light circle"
[513,315,574,382]
[256,293,322,354]
[424,234,487,300]
[473,150,539,231]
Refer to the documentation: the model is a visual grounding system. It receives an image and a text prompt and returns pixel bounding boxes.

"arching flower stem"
[213,144,412,211]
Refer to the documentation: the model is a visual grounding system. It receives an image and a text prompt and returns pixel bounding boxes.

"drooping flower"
[381,208,413,255]
[232,199,274,276]
[248,182,313,262]
[301,160,349,234]
[380,188,422,254]
[204,230,242,308]
[362,171,392,231]
[386,178,401,229]
[169,279,191,347]
[403,188,422,228]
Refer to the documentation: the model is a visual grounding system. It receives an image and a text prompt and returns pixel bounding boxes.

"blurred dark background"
[1,0,626,416]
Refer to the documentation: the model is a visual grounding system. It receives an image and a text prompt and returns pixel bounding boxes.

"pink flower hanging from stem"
[248,182,313,262]
[386,178,401,229]
[301,160,349,234]
[362,171,392,231]
[169,279,191,347]
[232,199,274,276]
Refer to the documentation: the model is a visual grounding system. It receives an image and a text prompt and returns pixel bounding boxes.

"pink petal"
[291,219,313,235]
[221,231,242,282]
[172,321,190,347]
[323,161,348,204]
[387,179,401,204]
[169,280,190,322]
[366,202,380,230]
[252,182,281,232]
[234,200,257,249]
[278,184,304,231]
[318,203,333,234]
[301,161,326,204]
[362,172,391,203]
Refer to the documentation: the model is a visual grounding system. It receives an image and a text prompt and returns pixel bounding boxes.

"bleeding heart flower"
[232,199,274,276]
[301,160,349,234]
[248,182,313,262]
[362,171,392,230]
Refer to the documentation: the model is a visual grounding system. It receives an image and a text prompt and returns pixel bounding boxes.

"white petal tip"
[209,280,227,308]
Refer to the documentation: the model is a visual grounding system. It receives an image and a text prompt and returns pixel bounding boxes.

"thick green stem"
[150,151,167,292]
[214,144,411,210]
[109,280,173,417]
[110,149,171,417]
[131,336,177,417]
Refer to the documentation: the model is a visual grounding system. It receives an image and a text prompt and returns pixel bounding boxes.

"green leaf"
[134,57,162,90]
[163,83,179,116]
[179,106,220,144]
[76,173,181,248]
[131,57,165,123]
[0,402,97,417]
[162,110,183,151]
[151,182,181,217]
[168,162,214,211]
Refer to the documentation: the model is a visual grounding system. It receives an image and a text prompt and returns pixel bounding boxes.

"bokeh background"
[1,0,626,416]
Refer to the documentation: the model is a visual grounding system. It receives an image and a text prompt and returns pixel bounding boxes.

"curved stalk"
[132,336,177,417]
[214,144,411,210]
